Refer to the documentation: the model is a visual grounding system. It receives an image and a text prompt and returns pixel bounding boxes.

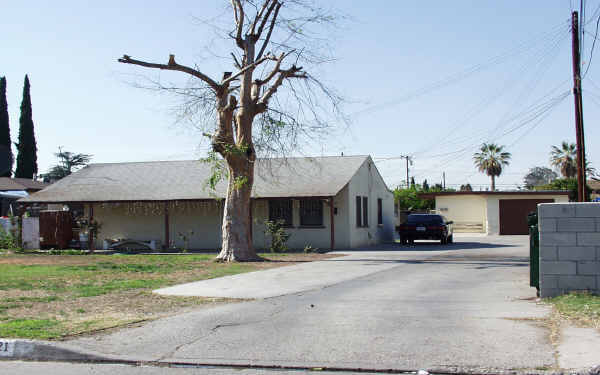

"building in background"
[420,191,570,235]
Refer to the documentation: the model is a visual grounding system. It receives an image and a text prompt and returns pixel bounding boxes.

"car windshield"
[406,215,443,225]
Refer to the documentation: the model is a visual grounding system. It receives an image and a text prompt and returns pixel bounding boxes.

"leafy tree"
[0,77,12,177]
[523,166,557,189]
[550,141,576,178]
[410,176,415,187]
[394,186,434,212]
[14,75,38,179]
[40,147,93,183]
[534,178,590,202]
[460,183,473,191]
[394,184,454,212]
[422,179,429,191]
[118,1,343,261]
[473,143,511,191]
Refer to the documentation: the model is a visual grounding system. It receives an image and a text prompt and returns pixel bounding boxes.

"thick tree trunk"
[216,157,261,262]
[491,175,496,191]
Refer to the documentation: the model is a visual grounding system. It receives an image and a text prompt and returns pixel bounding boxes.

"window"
[356,196,362,227]
[269,199,293,226]
[300,199,323,226]
[362,196,369,227]
[377,198,383,225]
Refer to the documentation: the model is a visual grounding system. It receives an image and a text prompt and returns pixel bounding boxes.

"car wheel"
[448,235,453,244]
[409,239,415,245]
[440,237,446,245]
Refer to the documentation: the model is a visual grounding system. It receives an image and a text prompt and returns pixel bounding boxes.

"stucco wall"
[90,202,223,250]
[485,194,569,235]
[252,197,341,251]
[435,195,486,229]
[347,158,394,248]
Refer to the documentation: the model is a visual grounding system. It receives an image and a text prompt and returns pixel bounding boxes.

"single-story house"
[419,191,570,235]
[0,177,49,194]
[0,177,49,216]
[19,155,394,250]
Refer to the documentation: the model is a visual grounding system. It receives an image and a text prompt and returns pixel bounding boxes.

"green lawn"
[0,252,332,339]
[546,292,600,329]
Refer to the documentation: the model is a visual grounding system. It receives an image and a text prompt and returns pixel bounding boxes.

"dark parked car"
[397,214,454,245]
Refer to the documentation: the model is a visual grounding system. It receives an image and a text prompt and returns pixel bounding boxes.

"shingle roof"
[0,177,49,191]
[20,156,370,203]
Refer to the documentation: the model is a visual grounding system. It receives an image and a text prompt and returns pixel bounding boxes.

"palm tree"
[550,141,577,178]
[585,159,596,179]
[473,143,511,191]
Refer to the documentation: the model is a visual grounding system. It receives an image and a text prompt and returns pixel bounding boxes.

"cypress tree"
[14,75,38,179]
[0,77,12,177]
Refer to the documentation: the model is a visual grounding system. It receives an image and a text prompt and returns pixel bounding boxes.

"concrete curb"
[0,338,112,362]
[1,338,598,375]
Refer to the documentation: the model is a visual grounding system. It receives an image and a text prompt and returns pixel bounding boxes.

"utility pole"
[571,11,587,202]
[397,155,413,188]
[442,172,446,190]
[405,156,409,188]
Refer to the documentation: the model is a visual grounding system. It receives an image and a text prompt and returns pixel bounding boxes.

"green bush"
[0,225,16,250]
[264,220,291,253]
[47,249,87,255]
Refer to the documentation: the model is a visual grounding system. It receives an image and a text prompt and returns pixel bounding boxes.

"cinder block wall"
[538,203,600,298]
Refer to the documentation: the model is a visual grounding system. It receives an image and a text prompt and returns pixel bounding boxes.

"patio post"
[330,197,335,250]
[164,203,170,250]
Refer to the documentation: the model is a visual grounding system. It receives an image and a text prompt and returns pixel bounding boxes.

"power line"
[349,21,570,118]
[582,10,600,77]
[412,30,570,159]
[407,90,570,180]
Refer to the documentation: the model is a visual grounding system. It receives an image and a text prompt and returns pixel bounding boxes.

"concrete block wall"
[538,203,600,298]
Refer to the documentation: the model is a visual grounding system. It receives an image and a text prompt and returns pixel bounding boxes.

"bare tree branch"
[255,51,294,86]
[255,0,279,38]
[230,52,242,69]
[257,65,305,109]
[256,1,282,60]
[222,53,276,86]
[231,0,245,49]
[118,54,221,92]
[250,0,272,35]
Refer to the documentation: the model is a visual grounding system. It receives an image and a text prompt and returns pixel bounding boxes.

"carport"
[420,191,569,235]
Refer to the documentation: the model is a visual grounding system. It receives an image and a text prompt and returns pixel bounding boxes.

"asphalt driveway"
[64,235,556,373]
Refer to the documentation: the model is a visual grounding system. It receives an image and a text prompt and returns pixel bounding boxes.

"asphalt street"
[48,235,555,373]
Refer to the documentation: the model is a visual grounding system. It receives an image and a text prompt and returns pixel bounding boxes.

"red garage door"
[499,199,554,235]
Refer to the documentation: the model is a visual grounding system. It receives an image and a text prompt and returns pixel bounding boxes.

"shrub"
[264,220,291,253]
[0,225,16,250]
[47,249,87,255]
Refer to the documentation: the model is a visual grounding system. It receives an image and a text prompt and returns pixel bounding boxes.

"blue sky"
[1,1,598,190]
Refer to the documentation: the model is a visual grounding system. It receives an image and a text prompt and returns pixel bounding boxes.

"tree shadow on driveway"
[343,241,519,252]
[322,256,529,269]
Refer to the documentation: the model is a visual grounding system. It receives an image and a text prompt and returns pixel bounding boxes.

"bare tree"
[118,0,343,261]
